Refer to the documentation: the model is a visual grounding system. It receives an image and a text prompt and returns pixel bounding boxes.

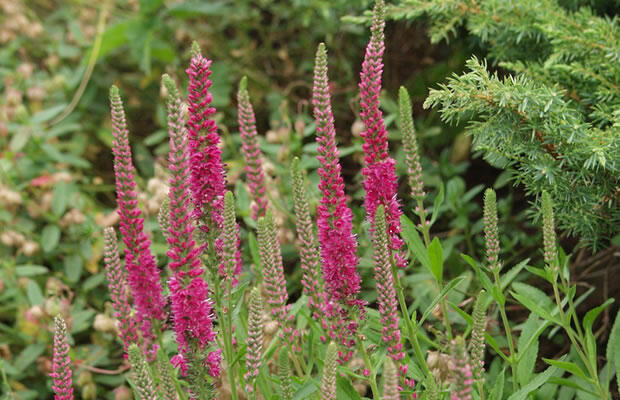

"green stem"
[289,345,304,377]
[224,277,239,400]
[493,269,518,392]
[293,348,307,375]
[393,269,431,378]
[416,201,452,341]
[357,339,380,399]
[416,199,431,246]
[551,278,607,399]
[439,292,453,340]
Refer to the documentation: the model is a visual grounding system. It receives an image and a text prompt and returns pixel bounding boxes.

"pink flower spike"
[51,316,73,400]
[359,0,388,167]
[162,75,220,377]
[103,227,138,356]
[312,42,361,303]
[186,42,242,283]
[109,86,166,331]
[237,76,268,220]
[358,0,406,269]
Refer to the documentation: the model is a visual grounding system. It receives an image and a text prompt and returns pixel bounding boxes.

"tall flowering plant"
[358,0,407,270]
[162,75,220,380]
[109,85,166,358]
[186,43,242,286]
[43,2,616,400]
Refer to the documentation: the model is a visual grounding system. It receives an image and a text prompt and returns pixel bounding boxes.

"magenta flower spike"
[51,316,73,400]
[162,75,220,377]
[312,42,361,303]
[186,42,242,283]
[238,76,269,220]
[103,227,138,355]
[109,86,166,346]
[358,0,406,269]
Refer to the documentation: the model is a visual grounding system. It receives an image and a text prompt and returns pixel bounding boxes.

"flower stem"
[416,201,452,341]
[392,267,431,378]
[492,269,518,392]
[551,276,608,400]
[224,277,239,400]
[357,338,380,399]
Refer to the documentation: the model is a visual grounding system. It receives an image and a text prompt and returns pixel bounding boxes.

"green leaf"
[99,21,130,58]
[401,215,432,273]
[485,332,509,362]
[499,258,529,290]
[31,104,67,124]
[430,182,444,226]
[525,266,550,282]
[427,237,444,283]
[584,299,614,334]
[11,344,45,375]
[517,320,551,365]
[507,362,560,400]
[41,143,90,168]
[140,0,164,14]
[71,309,95,334]
[517,314,540,386]
[235,179,250,217]
[337,376,363,400]
[166,0,231,18]
[292,380,318,400]
[65,254,83,282]
[606,309,620,387]
[10,128,30,152]
[583,299,614,369]
[41,225,61,253]
[83,273,105,291]
[489,368,505,400]
[542,358,589,381]
[209,61,233,108]
[448,301,474,326]
[511,282,559,324]
[461,254,496,303]
[15,265,48,277]
[51,181,69,217]
[548,377,599,397]
[248,232,261,276]
[26,281,44,306]
[419,275,465,326]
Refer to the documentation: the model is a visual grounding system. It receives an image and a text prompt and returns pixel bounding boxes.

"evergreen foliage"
[391,0,619,248]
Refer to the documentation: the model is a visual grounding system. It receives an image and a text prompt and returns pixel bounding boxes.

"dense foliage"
[390,0,620,248]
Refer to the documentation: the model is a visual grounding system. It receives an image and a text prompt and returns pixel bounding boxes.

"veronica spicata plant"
[44,1,618,399]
